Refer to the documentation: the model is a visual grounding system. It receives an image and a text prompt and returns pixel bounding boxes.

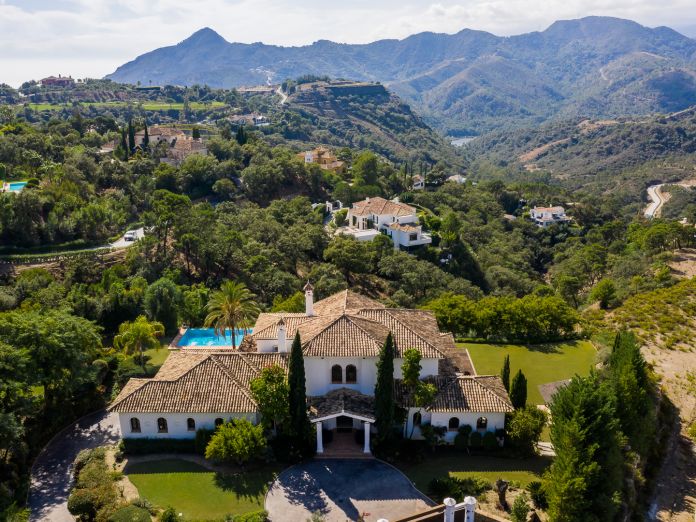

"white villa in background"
[110,286,513,455]
[339,197,432,250]
[412,175,425,190]
[530,206,571,227]
[447,174,467,184]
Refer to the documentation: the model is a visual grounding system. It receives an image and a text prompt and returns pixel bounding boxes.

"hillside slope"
[107,17,696,133]
[467,107,696,196]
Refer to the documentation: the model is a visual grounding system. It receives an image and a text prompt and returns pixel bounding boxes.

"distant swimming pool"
[8,182,27,192]
[177,328,250,347]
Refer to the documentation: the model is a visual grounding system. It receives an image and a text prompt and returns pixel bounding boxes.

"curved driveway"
[266,459,434,522]
[29,410,120,522]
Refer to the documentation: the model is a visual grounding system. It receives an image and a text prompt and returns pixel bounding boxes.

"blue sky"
[1,0,695,87]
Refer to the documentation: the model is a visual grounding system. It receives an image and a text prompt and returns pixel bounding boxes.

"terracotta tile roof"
[313,290,385,315]
[387,223,420,232]
[428,375,514,413]
[350,197,415,217]
[308,388,375,421]
[109,352,287,414]
[356,309,445,359]
[299,314,389,357]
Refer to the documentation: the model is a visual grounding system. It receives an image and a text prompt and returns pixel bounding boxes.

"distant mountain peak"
[180,27,227,46]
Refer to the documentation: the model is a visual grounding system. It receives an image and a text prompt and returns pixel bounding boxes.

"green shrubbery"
[108,505,150,522]
[427,475,491,503]
[67,448,119,521]
[120,438,196,455]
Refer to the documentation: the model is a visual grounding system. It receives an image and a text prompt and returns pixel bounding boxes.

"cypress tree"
[287,332,312,456]
[500,354,511,392]
[119,129,129,160]
[374,332,395,442]
[235,125,247,145]
[142,122,149,151]
[544,374,623,521]
[509,369,527,409]
[127,119,136,152]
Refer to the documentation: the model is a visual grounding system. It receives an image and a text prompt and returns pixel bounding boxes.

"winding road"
[644,184,667,219]
[29,410,120,522]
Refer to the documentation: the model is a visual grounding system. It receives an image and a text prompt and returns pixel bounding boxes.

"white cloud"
[1,0,695,87]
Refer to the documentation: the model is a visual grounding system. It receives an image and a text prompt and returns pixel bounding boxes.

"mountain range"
[107,17,696,134]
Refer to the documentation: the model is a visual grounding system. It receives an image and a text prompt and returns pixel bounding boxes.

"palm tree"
[114,315,165,372]
[204,281,260,350]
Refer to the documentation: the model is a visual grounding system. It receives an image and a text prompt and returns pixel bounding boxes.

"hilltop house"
[530,206,571,227]
[40,75,75,88]
[109,287,512,455]
[297,146,346,174]
[340,197,432,250]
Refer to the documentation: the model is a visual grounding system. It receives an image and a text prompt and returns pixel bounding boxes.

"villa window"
[130,417,141,433]
[477,417,488,430]
[448,417,460,431]
[187,418,196,431]
[345,364,357,384]
[157,417,168,433]
[413,412,422,427]
[331,364,343,384]
[215,418,224,427]
[409,233,418,241]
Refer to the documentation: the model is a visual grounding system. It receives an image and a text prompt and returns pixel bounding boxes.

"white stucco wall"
[304,356,439,396]
[305,357,378,396]
[404,408,506,444]
[118,412,257,439]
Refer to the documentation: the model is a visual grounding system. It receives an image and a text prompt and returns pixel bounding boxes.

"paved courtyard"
[265,459,434,521]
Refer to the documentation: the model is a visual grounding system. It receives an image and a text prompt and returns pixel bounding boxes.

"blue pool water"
[178,328,249,347]
[8,182,27,192]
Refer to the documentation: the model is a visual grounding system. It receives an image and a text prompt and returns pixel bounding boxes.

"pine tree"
[142,122,149,151]
[501,354,511,392]
[127,119,136,152]
[374,332,395,443]
[509,369,527,409]
[288,332,312,456]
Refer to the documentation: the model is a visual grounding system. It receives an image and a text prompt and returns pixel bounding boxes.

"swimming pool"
[8,182,27,192]
[177,328,250,347]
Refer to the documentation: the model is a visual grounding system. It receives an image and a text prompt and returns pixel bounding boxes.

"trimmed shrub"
[108,505,150,522]
[67,488,100,518]
[427,475,490,503]
[195,429,215,454]
[454,425,473,451]
[427,477,462,503]
[233,510,268,522]
[482,431,498,450]
[469,431,483,448]
[120,438,196,455]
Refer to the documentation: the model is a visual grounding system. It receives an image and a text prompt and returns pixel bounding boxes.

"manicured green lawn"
[462,341,596,404]
[126,459,280,519]
[142,346,170,369]
[399,453,551,490]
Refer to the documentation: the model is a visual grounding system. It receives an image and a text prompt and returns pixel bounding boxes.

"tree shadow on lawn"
[213,467,278,502]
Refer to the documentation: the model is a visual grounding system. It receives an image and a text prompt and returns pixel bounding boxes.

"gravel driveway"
[265,459,434,522]
[29,410,120,522]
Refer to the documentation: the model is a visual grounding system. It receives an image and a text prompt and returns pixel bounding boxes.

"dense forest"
[0,79,694,521]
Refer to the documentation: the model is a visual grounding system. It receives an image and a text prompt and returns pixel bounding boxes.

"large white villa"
[110,286,513,454]
[339,197,432,250]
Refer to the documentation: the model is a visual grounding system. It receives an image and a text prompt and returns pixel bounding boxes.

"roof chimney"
[304,281,314,316]
[277,317,287,353]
